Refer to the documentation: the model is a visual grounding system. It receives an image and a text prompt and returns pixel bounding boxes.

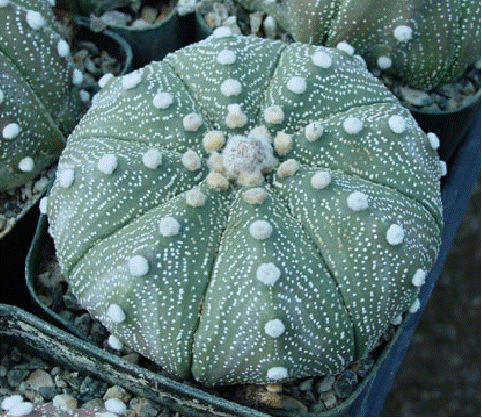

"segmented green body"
[46,29,443,385]
[239,0,481,90]
[0,0,85,191]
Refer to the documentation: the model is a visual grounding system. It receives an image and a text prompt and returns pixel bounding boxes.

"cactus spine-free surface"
[238,0,481,90]
[0,0,86,192]
[46,28,444,385]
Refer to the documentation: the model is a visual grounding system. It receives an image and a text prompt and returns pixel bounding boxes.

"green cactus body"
[0,0,86,191]
[46,29,443,385]
[238,0,481,90]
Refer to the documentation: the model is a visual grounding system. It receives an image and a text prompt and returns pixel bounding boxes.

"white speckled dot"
[128,255,149,276]
[311,50,332,68]
[186,187,206,207]
[243,187,267,205]
[159,216,180,237]
[203,131,225,152]
[377,56,392,69]
[182,150,201,170]
[286,76,307,94]
[58,168,75,188]
[108,334,123,350]
[57,39,70,57]
[220,79,242,97]
[311,171,331,189]
[2,123,20,139]
[387,224,404,245]
[337,41,354,55]
[153,92,173,109]
[264,319,286,338]
[264,105,284,124]
[346,191,369,211]
[226,104,247,128]
[26,10,45,30]
[267,367,288,380]
[343,117,363,134]
[217,49,236,65]
[249,220,273,240]
[18,157,34,172]
[427,132,440,150]
[388,115,406,134]
[394,25,413,42]
[412,269,426,287]
[97,154,118,175]
[122,71,142,89]
[142,149,162,169]
[107,303,126,323]
[305,121,324,141]
[183,113,203,131]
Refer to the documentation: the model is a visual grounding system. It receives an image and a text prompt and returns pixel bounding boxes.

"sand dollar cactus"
[238,0,481,90]
[45,28,443,385]
[0,0,86,191]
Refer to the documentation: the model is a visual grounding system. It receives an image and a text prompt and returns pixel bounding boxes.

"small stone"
[79,376,109,402]
[400,86,433,107]
[7,367,30,389]
[299,377,314,391]
[131,397,161,417]
[334,369,358,398]
[26,369,55,391]
[279,396,309,415]
[81,398,105,409]
[317,375,335,393]
[52,394,78,412]
[140,7,157,24]
[321,390,337,410]
[104,385,132,403]
[105,397,127,415]
[38,386,62,401]
[74,312,92,336]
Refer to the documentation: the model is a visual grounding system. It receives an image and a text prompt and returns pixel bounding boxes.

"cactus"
[45,28,443,386]
[0,0,86,192]
[237,0,481,90]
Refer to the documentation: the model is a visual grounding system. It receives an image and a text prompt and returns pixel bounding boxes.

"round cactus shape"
[45,28,443,385]
[238,0,481,90]
[0,0,86,191]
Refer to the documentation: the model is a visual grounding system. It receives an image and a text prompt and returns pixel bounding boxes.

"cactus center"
[222,133,275,186]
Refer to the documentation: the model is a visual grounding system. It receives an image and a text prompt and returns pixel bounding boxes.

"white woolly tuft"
[336,41,354,55]
[427,132,440,150]
[153,92,173,109]
[79,89,90,103]
[267,367,288,380]
[243,187,267,205]
[286,76,307,94]
[311,171,331,189]
[2,123,20,139]
[226,104,247,128]
[183,113,203,131]
[388,115,406,134]
[142,149,162,169]
[264,105,284,124]
[409,298,420,313]
[203,131,225,152]
[185,187,206,207]
[72,68,84,85]
[311,50,332,68]
[273,131,293,155]
[58,168,75,188]
[377,56,392,69]
[346,191,369,211]
[277,159,299,178]
[98,73,114,88]
[182,150,201,170]
[394,25,413,42]
[159,216,180,237]
[107,334,123,350]
[390,315,403,325]
[217,49,236,65]
[249,220,273,240]
[122,71,142,89]
[343,117,363,134]
[128,255,149,276]
[107,304,126,323]
[305,122,324,141]
[206,172,229,190]
[97,153,118,175]
[57,39,70,57]
[104,398,127,415]
[220,79,242,97]
[439,160,447,177]
[386,224,404,245]
[5,402,33,417]
[26,10,45,30]
[1,395,24,412]
[18,157,34,172]
[264,319,286,338]
[412,269,426,287]
[256,262,281,285]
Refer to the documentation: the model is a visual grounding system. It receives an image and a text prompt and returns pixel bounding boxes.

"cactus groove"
[46,29,443,385]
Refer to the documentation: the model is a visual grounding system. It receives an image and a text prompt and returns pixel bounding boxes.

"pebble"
[399,86,433,106]
[104,385,132,403]
[26,369,55,391]
[334,369,359,399]
[79,376,109,402]
[52,394,78,411]
[317,375,335,393]
[321,390,338,410]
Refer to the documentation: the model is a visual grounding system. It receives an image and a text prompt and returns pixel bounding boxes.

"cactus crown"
[46,28,443,385]
[238,0,481,90]
[0,0,86,191]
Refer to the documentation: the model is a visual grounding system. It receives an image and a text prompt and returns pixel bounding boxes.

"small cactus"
[238,0,481,90]
[45,29,443,385]
[0,0,86,191]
